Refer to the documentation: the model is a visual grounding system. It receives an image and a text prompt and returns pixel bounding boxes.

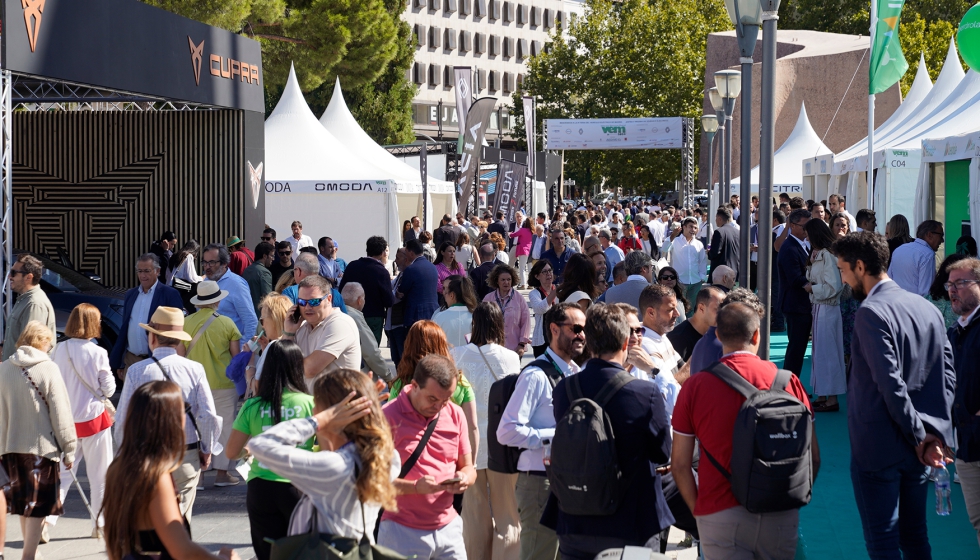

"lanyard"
[494,289,514,318]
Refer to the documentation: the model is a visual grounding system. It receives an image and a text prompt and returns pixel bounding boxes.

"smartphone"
[440,477,463,485]
[291,306,303,324]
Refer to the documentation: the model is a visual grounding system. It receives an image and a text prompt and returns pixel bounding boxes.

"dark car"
[13,251,126,354]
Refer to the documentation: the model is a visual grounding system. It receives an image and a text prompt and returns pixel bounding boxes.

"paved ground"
[2,289,700,559]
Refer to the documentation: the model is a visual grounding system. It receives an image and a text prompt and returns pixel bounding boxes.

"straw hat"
[140,307,192,341]
[190,280,229,306]
[226,235,245,248]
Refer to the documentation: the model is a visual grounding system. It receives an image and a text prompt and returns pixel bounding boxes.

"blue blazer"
[776,237,811,315]
[399,256,439,327]
[549,359,674,541]
[848,281,956,471]
[109,283,184,370]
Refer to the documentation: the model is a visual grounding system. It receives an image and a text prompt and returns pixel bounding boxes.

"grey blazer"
[847,280,956,471]
[602,278,650,310]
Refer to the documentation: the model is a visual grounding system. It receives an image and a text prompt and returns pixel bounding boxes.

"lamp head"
[708,87,724,112]
[724,0,763,26]
[715,70,742,99]
[701,115,719,134]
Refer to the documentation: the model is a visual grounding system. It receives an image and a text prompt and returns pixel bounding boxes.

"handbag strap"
[186,312,219,355]
[64,346,108,402]
[398,412,440,479]
[476,344,502,382]
[19,366,62,452]
[151,356,202,440]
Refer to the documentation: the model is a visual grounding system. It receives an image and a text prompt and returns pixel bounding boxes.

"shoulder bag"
[371,412,440,539]
[186,312,219,356]
[65,347,116,420]
[151,356,202,441]
[19,366,63,454]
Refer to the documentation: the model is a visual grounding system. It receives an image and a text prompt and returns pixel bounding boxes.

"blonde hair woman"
[247,369,398,541]
[274,268,296,294]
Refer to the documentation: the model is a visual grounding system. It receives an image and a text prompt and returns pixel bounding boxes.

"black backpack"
[701,361,814,513]
[487,357,562,474]
[547,371,634,516]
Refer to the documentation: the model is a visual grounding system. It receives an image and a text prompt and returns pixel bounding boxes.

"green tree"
[512,0,730,195]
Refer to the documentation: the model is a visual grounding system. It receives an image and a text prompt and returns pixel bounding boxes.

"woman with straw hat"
[185,280,242,488]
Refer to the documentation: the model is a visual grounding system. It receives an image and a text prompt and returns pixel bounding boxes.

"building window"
[476,0,487,18]
[428,0,439,10]
[489,70,499,92]
[556,10,564,28]
[489,34,500,56]
[460,0,472,15]
[490,0,500,20]
[503,1,515,22]
[445,28,457,51]
[530,6,540,26]
[517,38,528,60]
[460,30,472,52]
[477,69,487,91]
[413,62,426,84]
[544,8,554,28]
[445,0,457,12]
[517,73,525,90]
[474,32,486,54]
[414,0,426,7]
[503,72,513,93]
[503,36,514,58]
[517,4,528,24]
[414,24,426,47]
[429,64,442,85]
[444,65,454,87]
[429,26,441,48]
[531,39,542,56]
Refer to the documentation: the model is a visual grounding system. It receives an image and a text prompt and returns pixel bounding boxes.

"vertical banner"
[420,143,428,230]
[454,67,474,125]
[458,97,497,215]
[523,96,536,179]
[491,159,529,226]
[869,0,908,94]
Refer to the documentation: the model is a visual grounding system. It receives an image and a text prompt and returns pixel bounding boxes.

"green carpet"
[767,334,977,559]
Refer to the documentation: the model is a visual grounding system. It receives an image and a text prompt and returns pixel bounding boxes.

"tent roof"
[319,78,453,188]
[732,103,832,187]
[265,65,391,181]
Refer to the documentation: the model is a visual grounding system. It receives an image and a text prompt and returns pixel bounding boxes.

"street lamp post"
[708,87,726,242]
[701,115,719,232]
[715,69,743,283]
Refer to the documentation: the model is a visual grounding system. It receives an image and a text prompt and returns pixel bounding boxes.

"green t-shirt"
[232,391,315,482]
[183,309,242,390]
[388,374,475,405]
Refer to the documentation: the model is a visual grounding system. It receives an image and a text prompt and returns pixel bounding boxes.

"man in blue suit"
[777,209,812,376]
[394,239,439,361]
[834,232,955,559]
[110,253,185,380]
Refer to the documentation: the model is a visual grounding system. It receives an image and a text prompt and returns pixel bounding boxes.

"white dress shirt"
[127,281,158,356]
[640,328,682,418]
[287,234,314,254]
[668,235,708,285]
[650,220,666,247]
[496,348,580,471]
[528,288,553,346]
[115,347,223,455]
[887,238,936,297]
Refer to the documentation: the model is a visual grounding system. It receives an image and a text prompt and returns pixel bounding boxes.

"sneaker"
[214,474,241,487]
[91,527,103,540]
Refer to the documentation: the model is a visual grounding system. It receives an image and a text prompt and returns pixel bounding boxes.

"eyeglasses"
[944,279,979,291]
[556,323,585,334]
[297,297,324,307]
[931,231,945,241]
[136,268,155,275]
[660,275,676,281]
[8,268,26,277]
[202,260,221,267]
[539,268,554,275]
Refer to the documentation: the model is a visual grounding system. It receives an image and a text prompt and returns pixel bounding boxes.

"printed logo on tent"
[22,0,45,53]
[188,36,261,86]
[820,160,826,173]
[945,143,957,157]
[248,161,263,209]
[188,37,205,86]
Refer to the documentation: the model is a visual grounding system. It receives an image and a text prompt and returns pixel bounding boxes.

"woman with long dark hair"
[657,266,689,324]
[804,218,846,412]
[247,370,398,545]
[103,380,238,560]
[224,341,313,560]
[170,239,203,286]
[527,259,558,357]
[432,275,479,348]
[885,214,913,257]
[556,253,599,312]
[435,242,466,305]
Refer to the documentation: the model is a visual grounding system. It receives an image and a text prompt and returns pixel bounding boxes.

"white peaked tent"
[803,55,935,205]
[265,65,401,254]
[730,103,831,198]
[318,78,457,230]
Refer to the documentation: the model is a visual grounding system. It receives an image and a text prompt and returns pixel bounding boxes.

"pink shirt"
[382,387,471,530]
[509,228,534,256]
[435,262,466,293]
[483,289,531,351]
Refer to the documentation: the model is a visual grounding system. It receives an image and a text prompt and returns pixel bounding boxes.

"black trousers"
[246,477,303,560]
[559,534,657,560]
[783,311,812,376]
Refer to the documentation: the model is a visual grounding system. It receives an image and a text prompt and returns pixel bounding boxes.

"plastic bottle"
[542,438,552,467]
[935,465,952,516]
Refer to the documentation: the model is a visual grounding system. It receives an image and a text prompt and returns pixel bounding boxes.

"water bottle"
[542,438,552,467]
[935,465,952,516]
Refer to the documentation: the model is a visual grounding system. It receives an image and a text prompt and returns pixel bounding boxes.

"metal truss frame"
[681,117,695,208]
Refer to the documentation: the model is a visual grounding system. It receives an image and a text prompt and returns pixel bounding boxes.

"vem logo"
[601,126,626,135]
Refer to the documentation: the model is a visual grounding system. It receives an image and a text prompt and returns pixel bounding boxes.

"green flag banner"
[870,0,909,94]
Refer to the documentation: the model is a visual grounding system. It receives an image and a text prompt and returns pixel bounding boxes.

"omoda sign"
[265,182,376,192]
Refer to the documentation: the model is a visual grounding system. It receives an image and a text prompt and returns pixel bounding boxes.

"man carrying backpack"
[548,304,673,559]
[497,303,585,560]
[671,302,820,559]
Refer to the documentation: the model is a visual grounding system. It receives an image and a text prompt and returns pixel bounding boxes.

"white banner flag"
[523,96,535,179]
[544,117,684,150]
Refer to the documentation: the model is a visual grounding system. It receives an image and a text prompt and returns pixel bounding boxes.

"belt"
[126,351,150,359]
[520,470,547,477]
[186,442,199,451]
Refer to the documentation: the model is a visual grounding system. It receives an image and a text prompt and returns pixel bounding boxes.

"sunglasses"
[557,323,585,334]
[629,327,644,336]
[660,275,676,281]
[261,236,273,241]
[297,297,324,307]
[279,251,292,256]
[8,268,26,277]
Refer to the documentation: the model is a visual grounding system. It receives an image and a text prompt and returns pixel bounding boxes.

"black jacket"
[469,261,496,300]
[707,224,739,278]
[951,311,980,461]
[338,257,394,319]
[776,236,811,315]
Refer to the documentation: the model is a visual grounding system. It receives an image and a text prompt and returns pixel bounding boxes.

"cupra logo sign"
[22,0,45,53]
[188,36,261,87]
[188,37,205,86]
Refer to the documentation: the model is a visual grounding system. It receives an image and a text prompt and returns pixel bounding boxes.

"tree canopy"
[512,0,731,194]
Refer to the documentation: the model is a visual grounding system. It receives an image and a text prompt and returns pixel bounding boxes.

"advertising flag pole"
[868,0,877,208]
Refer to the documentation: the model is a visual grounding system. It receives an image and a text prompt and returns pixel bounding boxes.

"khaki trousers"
[462,469,521,560]
[210,388,239,472]
[172,448,202,522]
[121,351,148,380]
[956,458,980,549]
[515,473,557,560]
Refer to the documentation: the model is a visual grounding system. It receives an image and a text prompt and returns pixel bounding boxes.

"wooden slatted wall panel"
[13,110,245,288]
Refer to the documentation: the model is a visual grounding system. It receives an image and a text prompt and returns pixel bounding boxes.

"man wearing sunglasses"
[1,254,57,361]
[282,275,361,392]
[270,241,294,286]
[888,219,945,297]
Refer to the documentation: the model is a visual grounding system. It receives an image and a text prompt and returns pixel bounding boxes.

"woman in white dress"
[804,218,846,412]
[450,302,522,560]
[431,275,479,348]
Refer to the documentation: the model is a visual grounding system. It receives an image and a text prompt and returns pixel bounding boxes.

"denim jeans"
[851,453,932,560]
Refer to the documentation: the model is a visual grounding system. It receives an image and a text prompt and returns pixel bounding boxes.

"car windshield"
[35,255,104,293]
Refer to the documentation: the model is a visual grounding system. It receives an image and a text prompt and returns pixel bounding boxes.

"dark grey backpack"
[702,362,813,513]
[546,371,634,516]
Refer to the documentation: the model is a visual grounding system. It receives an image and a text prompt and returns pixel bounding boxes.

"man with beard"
[637,284,685,417]
[201,243,258,344]
[497,303,585,560]
[834,232,955,559]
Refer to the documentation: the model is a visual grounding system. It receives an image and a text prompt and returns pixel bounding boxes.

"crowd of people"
[0,193,977,560]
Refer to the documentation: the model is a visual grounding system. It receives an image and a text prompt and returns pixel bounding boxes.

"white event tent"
[730,102,831,199]
[318,78,457,230]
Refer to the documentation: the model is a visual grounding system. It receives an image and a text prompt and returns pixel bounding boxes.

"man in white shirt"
[286,220,314,253]
[497,303,584,560]
[668,217,708,305]
[649,213,667,247]
[888,220,944,297]
[828,194,857,232]
[635,284,684,417]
